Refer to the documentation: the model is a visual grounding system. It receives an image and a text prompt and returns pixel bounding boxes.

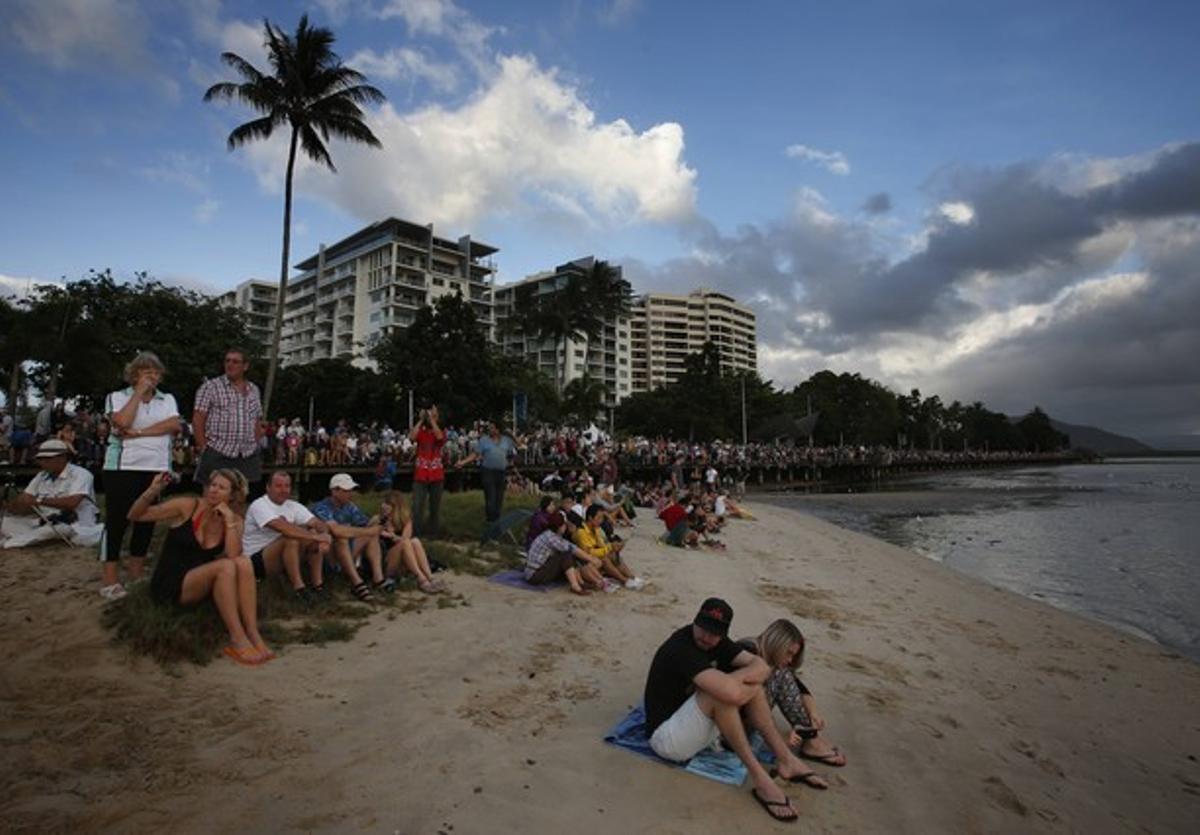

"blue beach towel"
[603,705,775,786]
[486,568,562,592]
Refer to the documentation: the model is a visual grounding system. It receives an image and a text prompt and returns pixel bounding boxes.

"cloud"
[375,0,499,73]
[0,273,51,300]
[347,47,459,93]
[938,201,975,225]
[234,54,697,230]
[188,1,268,66]
[6,0,179,99]
[623,142,1200,436]
[598,0,641,25]
[194,199,220,224]
[862,192,892,214]
[139,151,211,195]
[785,144,851,176]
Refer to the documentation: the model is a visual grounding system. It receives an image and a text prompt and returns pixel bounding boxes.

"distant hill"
[1005,414,1153,454]
[1048,418,1153,454]
[1142,435,1200,452]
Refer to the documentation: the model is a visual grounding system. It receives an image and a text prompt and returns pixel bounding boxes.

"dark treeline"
[2,273,1069,452]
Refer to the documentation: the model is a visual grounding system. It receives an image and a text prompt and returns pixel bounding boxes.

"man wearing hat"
[308,473,387,601]
[1,439,102,548]
[641,598,825,823]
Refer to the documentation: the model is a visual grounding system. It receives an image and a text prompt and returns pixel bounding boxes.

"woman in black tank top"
[132,469,273,666]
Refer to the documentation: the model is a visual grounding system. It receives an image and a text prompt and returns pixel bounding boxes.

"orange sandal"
[223,645,264,667]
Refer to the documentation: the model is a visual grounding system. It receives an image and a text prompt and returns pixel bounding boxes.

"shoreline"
[2,501,1198,832]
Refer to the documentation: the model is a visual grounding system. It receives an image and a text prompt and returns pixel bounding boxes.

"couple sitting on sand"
[524,502,645,594]
[644,599,846,824]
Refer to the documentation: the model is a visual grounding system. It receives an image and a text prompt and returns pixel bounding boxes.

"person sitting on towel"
[524,511,604,595]
[1,439,102,549]
[739,619,846,767]
[642,598,827,824]
[574,503,644,590]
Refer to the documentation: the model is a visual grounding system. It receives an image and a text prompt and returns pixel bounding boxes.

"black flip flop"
[770,768,828,789]
[751,789,799,823]
[797,746,846,767]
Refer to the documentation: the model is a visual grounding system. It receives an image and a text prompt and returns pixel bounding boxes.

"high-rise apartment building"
[216,279,278,356]
[630,288,757,391]
[493,257,633,408]
[280,217,498,367]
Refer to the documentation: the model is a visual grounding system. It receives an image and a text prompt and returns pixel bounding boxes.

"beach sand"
[3,503,1199,833]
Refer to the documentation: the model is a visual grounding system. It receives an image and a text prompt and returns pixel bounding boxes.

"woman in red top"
[409,404,446,538]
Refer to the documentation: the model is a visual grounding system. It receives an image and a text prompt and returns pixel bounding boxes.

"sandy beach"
[3,502,1199,833]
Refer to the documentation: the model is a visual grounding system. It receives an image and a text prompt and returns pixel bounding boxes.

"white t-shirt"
[714,495,727,517]
[104,388,179,471]
[242,495,315,556]
[24,463,98,526]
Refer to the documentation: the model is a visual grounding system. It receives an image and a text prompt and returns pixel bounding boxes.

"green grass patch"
[100,491,536,666]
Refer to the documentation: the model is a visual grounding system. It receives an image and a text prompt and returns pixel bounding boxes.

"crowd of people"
[1,346,872,824]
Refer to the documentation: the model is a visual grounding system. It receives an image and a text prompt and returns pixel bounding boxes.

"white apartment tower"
[630,288,757,391]
[281,217,498,367]
[493,257,633,408]
[216,279,279,357]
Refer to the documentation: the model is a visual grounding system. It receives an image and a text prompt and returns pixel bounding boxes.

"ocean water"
[763,458,1200,663]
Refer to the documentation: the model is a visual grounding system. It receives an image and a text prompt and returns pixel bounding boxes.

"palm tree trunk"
[263,127,299,419]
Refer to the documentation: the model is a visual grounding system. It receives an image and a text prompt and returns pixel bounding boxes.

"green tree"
[370,293,500,425]
[1016,406,1070,451]
[271,358,390,425]
[0,296,29,409]
[561,373,607,426]
[204,14,385,418]
[492,354,561,427]
[503,258,631,392]
[16,271,260,414]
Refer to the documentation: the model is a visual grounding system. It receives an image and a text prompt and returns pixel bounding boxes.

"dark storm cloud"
[862,192,892,214]
[926,219,1200,437]
[625,141,1200,437]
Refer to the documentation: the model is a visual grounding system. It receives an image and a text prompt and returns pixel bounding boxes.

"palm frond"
[298,124,334,170]
[227,116,282,150]
[313,113,382,148]
[218,52,268,85]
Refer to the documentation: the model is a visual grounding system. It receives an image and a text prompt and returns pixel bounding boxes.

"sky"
[2,0,1198,441]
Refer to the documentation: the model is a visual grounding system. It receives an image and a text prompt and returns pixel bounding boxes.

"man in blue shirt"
[456,421,516,523]
[309,473,390,599]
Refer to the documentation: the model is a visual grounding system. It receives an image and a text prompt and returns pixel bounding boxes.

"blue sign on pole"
[514,391,529,430]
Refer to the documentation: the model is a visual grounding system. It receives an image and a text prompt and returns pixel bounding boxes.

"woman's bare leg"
[180,560,253,650]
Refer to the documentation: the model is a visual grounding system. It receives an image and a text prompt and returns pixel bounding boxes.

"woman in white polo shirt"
[100,351,182,600]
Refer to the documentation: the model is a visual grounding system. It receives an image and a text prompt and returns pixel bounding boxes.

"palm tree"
[204,15,385,417]
[504,258,631,392]
[562,372,608,426]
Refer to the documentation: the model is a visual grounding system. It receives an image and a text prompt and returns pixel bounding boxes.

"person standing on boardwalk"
[192,348,265,495]
[455,420,516,524]
[409,404,446,538]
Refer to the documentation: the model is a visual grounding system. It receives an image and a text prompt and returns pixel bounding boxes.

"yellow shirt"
[572,524,612,559]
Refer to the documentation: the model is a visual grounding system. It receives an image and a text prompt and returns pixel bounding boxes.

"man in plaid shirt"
[523,512,604,595]
[192,348,265,490]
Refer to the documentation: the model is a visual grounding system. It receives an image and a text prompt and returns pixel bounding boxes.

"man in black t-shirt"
[642,598,825,823]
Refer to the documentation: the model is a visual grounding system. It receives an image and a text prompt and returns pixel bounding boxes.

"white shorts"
[649,694,720,762]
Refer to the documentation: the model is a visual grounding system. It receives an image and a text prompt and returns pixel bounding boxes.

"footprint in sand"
[982,775,1029,817]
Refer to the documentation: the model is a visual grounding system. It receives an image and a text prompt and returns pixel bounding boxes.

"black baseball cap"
[694,597,733,637]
